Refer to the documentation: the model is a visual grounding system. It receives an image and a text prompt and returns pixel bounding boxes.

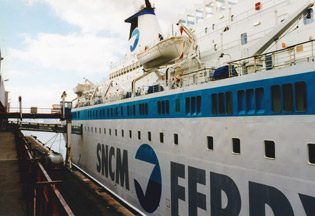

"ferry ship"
[69,0,315,215]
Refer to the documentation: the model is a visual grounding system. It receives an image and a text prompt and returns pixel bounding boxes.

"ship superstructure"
[69,0,315,215]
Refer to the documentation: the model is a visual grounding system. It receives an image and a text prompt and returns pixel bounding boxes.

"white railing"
[228,39,315,76]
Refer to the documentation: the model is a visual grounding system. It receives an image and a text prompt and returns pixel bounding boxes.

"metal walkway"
[17,122,82,135]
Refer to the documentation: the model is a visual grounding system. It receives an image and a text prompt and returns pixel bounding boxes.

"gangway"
[14,122,83,135]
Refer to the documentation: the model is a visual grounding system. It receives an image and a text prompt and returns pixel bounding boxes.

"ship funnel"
[125,0,162,53]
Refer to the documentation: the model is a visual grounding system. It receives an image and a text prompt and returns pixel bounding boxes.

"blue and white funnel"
[125,0,162,53]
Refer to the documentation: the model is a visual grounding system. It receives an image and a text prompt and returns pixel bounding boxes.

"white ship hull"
[70,62,315,215]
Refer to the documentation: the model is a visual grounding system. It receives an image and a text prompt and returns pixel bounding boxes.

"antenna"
[145,0,153,10]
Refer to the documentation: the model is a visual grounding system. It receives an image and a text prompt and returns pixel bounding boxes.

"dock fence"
[13,125,74,216]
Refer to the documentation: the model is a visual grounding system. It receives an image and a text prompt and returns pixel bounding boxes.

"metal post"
[65,120,72,168]
[19,96,22,121]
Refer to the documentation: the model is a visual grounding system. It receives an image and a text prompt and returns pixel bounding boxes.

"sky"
[0,0,198,109]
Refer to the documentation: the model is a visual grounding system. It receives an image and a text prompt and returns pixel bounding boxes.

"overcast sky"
[0,0,198,109]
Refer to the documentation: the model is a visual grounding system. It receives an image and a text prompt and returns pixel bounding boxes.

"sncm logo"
[134,144,162,213]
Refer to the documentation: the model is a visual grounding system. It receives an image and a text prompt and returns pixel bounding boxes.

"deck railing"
[228,39,315,76]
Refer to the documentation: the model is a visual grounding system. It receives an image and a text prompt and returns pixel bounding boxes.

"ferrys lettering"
[134,144,162,213]
[130,28,140,52]
[96,143,129,190]
[171,162,315,216]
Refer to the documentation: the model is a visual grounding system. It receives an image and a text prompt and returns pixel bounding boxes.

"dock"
[0,127,136,216]
[0,132,26,215]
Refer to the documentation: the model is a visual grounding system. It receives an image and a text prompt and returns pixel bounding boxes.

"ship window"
[246,89,255,113]
[214,44,218,51]
[160,132,164,143]
[308,144,315,164]
[95,127,97,133]
[121,107,123,116]
[283,84,293,112]
[295,82,307,112]
[109,129,111,136]
[129,130,132,138]
[174,134,178,145]
[265,140,275,159]
[138,131,141,140]
[304,9,313,25]
[219,93,225,115]
[255,88,265,112]
[241,33,247,45]
[148,132,151,141]
[158,101,161,114]
[85,126,86,132]
[231,15,234,22]
[145,103,148,115]
[104,128,106,134]
[266,54,273,70]
[166,100,169,114]
[111,108,113,117]
[205,27,208,33]
[115,129,117,136]
[271,85,281,113]
[99,128,101,134]
[197,96,202,114]
[115,107,118,117]
[88,127,90,132]
[226,92,233,115]
[162,101,165,114]
[186,97,190,114]
[207,136,214,150]
[191,97,196,114]
[232,138,240,154]
[107,109,109,117]
[211,94,218,115]
[127,106,130,116]
[122,130,124,137]
[133,105,136,116]
[212,24,215,30]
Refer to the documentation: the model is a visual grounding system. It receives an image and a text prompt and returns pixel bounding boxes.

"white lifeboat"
[137,36,191,69]
[73,84,86,97]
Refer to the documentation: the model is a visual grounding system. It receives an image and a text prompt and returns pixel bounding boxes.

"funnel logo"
[130,28,140,52]
[134,144,162,213]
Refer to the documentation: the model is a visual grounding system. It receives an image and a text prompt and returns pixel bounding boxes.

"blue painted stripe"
[72,71,315,121]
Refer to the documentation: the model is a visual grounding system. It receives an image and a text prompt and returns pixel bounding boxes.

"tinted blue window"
[226,92,233,115]
[219,93,225,115]
[255,88,265,112]
[241,33,247,45]
[271,85,281,113]
[166,100,169,114]
[175,99,180,112]
[237,90,245,113]
[211,94,218,115]
[186,98,190,115]
[246,89,254,113]
[283,84,293,112]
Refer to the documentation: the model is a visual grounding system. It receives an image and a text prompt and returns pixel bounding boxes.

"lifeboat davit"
[137,36,191,70]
